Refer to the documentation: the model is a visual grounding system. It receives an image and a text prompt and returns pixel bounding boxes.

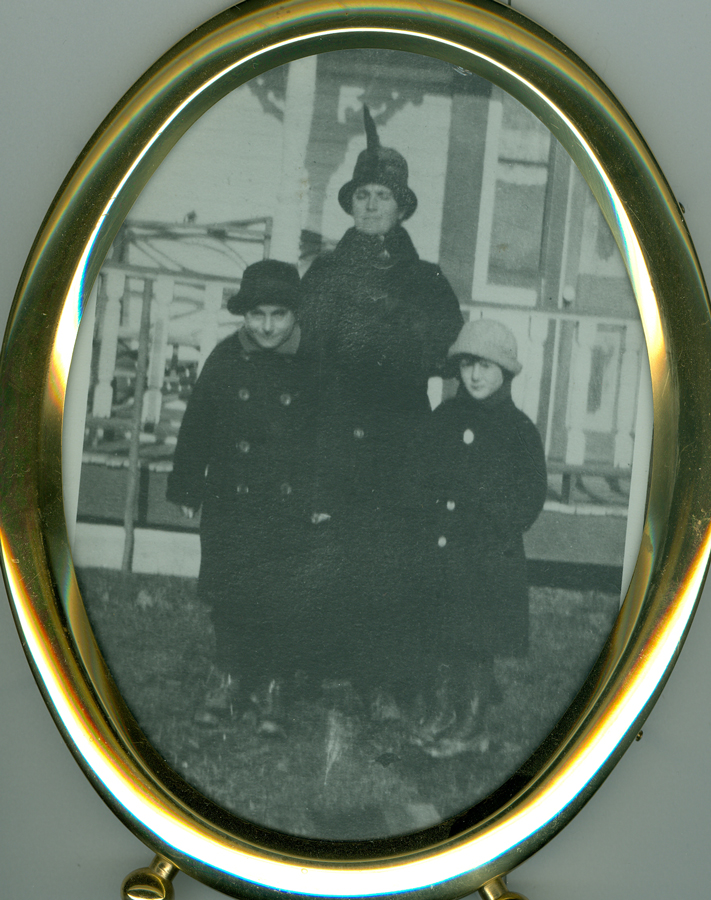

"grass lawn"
[76,567,619,840]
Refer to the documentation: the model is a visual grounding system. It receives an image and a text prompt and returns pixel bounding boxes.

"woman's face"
[244,304,297,350]
[459,356,505,400]
[351,184,402,236]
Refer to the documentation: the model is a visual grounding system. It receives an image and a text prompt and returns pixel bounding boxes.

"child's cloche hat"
[447,319,522,375]
[227,259,302,315]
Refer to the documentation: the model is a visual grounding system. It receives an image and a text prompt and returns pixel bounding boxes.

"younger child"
[413,318,547,756]
[167,259,317,728]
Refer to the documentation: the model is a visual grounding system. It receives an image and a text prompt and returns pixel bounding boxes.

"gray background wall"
[1,1,709,897]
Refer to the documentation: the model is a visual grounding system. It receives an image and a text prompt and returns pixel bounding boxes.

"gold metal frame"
[1,1,710,897]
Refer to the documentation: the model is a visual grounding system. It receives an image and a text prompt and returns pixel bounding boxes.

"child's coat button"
[238,440,250,453]
[353,427,365,439]
[446,500,456,511]
[280,393,292,406]
[437,536,447,548]
[238,388,250,401]
[463,429,474,444]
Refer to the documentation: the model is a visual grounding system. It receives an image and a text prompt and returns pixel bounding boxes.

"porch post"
[142,275,172,425]
[614,323,643,468]
[269,56,318,263]
[565,319,597,464]
[92,269,125,418]
[198,282,225,375]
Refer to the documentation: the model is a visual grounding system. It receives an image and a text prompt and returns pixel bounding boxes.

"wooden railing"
[90,267,242,428]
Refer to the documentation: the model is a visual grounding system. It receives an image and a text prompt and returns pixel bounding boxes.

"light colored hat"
[447,319,522,375]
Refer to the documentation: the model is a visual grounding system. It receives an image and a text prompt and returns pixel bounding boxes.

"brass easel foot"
[479,874,530,900]
[121,854,179,900]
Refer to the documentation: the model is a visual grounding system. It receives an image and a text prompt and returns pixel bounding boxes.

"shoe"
[194,707,229,727]
[409,706,457,748]
[414,695,489,758]
[206,672,238,708]
[194,672,239,727]
[251,678,289,737]
[371,690,401,723]
[418,733,490,759]
[256,717,287,738]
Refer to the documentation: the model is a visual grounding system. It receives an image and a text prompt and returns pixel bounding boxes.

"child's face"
[459,356,504,400]
[243,304,297,350]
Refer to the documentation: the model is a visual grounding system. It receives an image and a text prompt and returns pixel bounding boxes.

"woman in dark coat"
[299,107,463,703]
[166,260,318,722]
[413,319,547,755]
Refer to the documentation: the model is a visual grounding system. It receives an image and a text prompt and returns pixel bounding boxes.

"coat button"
[463,429,474,444]
[446,500,456,511]
[280,393,292,406]
[353,427,365,439]
[280,483,292,496]
[236,484,249,494]
[238,440,250,453]
[437,536,447,548]
[238,388,250,401]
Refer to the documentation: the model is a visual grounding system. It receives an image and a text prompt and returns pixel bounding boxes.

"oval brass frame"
[2,0,711,897]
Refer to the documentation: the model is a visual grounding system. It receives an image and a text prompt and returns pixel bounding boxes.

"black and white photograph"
[64,47,650,841]
[3,1,711,898]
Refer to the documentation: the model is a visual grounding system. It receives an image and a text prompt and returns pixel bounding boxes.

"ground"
[76,567,619,841]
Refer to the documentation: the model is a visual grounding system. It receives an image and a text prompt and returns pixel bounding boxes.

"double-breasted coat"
[166,327,320,682]
[413,386,547,668]
[298,225,463,689]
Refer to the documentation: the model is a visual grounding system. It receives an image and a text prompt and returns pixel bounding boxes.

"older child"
[167,260,318,728]
[413,319,547,756]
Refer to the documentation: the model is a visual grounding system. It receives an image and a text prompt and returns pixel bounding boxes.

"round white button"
[353,427,365,439]
[446,500,456,511]
[238,388,250,401]
[437,536,447,548]
[463,429,474,444]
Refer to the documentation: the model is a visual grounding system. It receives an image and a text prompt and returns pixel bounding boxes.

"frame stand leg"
[479,874,530,900]
[121,854,179,900]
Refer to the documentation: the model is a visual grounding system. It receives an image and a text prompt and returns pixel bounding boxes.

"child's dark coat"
[415,387,547,665]
[166,329,318,681]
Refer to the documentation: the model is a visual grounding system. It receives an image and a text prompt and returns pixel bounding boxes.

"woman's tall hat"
[338,106,418,220]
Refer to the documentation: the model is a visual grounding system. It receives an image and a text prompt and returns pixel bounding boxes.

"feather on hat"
[338,106,418,220]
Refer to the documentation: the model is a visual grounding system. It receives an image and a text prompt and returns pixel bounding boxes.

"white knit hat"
[447,319,522,375]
